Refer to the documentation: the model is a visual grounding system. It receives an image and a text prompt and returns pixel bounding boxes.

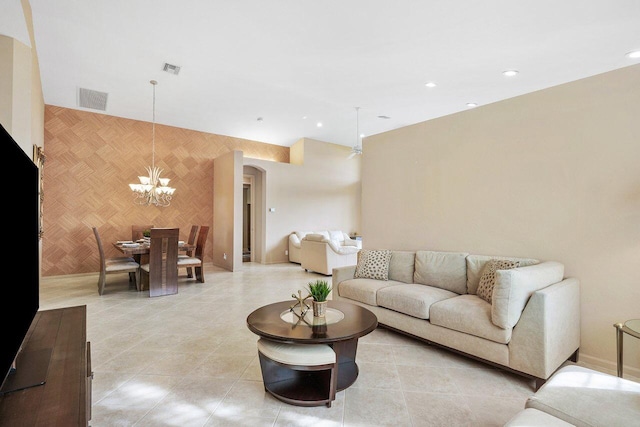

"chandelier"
[129,80,175,207]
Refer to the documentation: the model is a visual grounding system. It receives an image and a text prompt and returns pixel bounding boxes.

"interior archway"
[242,165,265,263]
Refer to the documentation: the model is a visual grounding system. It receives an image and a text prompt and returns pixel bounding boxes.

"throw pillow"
[476,259,520,304]
[354,249,392,280]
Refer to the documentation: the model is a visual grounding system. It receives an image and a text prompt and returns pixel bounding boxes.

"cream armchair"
[289,230,361,264]
[300,233,360,275]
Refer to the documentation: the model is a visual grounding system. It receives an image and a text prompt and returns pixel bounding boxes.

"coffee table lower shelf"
[259,353,338,407]
[259,350,360,407]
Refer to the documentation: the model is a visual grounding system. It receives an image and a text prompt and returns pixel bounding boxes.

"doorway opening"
[243,175,254,262]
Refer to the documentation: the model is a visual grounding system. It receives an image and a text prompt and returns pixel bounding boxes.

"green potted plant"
[142,229,151,244]
[307,279,332,317]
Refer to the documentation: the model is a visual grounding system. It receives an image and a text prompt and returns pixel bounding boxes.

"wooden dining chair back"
[141,227,179,297]
[177,225,209,283]
[92,226,140,295]
[179,225,199,278]
[131,224,154,241]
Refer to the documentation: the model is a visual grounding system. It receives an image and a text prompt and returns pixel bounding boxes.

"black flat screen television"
[0,123,40,394]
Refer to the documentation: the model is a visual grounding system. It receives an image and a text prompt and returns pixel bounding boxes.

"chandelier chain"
[355,106,360,148]
[151,79,156,169]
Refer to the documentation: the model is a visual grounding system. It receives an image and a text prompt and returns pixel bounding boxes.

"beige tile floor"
[40,262,538,427]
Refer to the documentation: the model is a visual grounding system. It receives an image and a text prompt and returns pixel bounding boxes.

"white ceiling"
[28,0,640,148]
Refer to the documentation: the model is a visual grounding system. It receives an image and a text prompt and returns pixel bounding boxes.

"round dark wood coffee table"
[246,300,377,406]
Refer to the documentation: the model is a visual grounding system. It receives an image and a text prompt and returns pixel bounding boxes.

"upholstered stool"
[524,364,640,427]
[256,338,337,407]
[504,408,574,426]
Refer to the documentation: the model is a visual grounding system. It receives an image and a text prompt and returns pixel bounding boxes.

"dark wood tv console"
[0,305,91,426]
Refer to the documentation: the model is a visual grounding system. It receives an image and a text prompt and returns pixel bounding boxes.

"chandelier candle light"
[129,80,175,207]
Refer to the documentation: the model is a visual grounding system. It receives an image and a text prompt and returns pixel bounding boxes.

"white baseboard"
[578,352,640,382]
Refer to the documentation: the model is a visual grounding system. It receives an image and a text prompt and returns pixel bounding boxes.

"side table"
[614,319,640,378]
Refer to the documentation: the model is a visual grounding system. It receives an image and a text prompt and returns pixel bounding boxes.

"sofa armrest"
[332,265,357,295]
[342,238,362,249]
[289,232,302,248]
[509,277,581,380]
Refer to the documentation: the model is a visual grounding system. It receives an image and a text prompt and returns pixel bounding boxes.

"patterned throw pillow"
[477,259,520,304]
[354,249,392,280]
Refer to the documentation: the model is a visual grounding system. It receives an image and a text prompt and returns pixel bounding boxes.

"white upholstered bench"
[256,338,337,407]
[505,364,640,426]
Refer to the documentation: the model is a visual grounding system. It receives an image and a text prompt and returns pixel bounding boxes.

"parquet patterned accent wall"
[42,105,289,277]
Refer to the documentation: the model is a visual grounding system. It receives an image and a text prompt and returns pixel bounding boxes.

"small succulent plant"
[307,279,332,302]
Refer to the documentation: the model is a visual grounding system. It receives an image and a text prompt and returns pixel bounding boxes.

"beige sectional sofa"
[332,250,581,387]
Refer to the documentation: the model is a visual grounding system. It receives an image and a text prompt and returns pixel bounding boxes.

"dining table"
[112,240,196,293]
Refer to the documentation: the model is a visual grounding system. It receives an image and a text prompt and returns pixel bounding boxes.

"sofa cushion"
[466,254,539,295]
[388,251,416,284]
[413,251,469,294]
[328,230,344,242]
[476,259,520,304]
[492,261,564,329]
[316,231,330,240]
[430,295,512,344]
[377,284,458,319]
[338,278,402,306]
[304,233,328,242]
[355,249,392,280]
[294,231,311,239]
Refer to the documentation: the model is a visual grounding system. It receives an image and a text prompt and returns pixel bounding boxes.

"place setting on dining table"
[113,238,188,252]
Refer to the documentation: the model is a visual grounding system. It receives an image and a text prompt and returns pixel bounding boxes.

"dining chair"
[130,224,153,280]
[140,227,179,297]
[178,225,199,278]
[92,226,140,295]
[177,225,209,283]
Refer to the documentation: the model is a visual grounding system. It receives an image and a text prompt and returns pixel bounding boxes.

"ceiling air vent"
[77,88,108,111]
[163,63,181,75]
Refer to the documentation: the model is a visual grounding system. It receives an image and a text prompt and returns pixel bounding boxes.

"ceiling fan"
[348,106,362,159]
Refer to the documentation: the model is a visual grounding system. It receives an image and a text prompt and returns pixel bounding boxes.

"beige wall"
[246,138,362,264]
[0,0,44,151]
[22,0,44,150]
[0,36,14,131]
[212,150,243,271]
[0,34,43,153]
[362,63,640,377]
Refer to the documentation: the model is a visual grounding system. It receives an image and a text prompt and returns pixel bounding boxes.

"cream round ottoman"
[256,338,337,407]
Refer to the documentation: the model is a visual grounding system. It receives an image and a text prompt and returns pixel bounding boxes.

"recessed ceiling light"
[256,117,263,122]
[626,50,640,59]
[302,116,307,119]
[316,122,323,127]
[502,70,519,77]
[425,82,437,88]
[466,103,478,108]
